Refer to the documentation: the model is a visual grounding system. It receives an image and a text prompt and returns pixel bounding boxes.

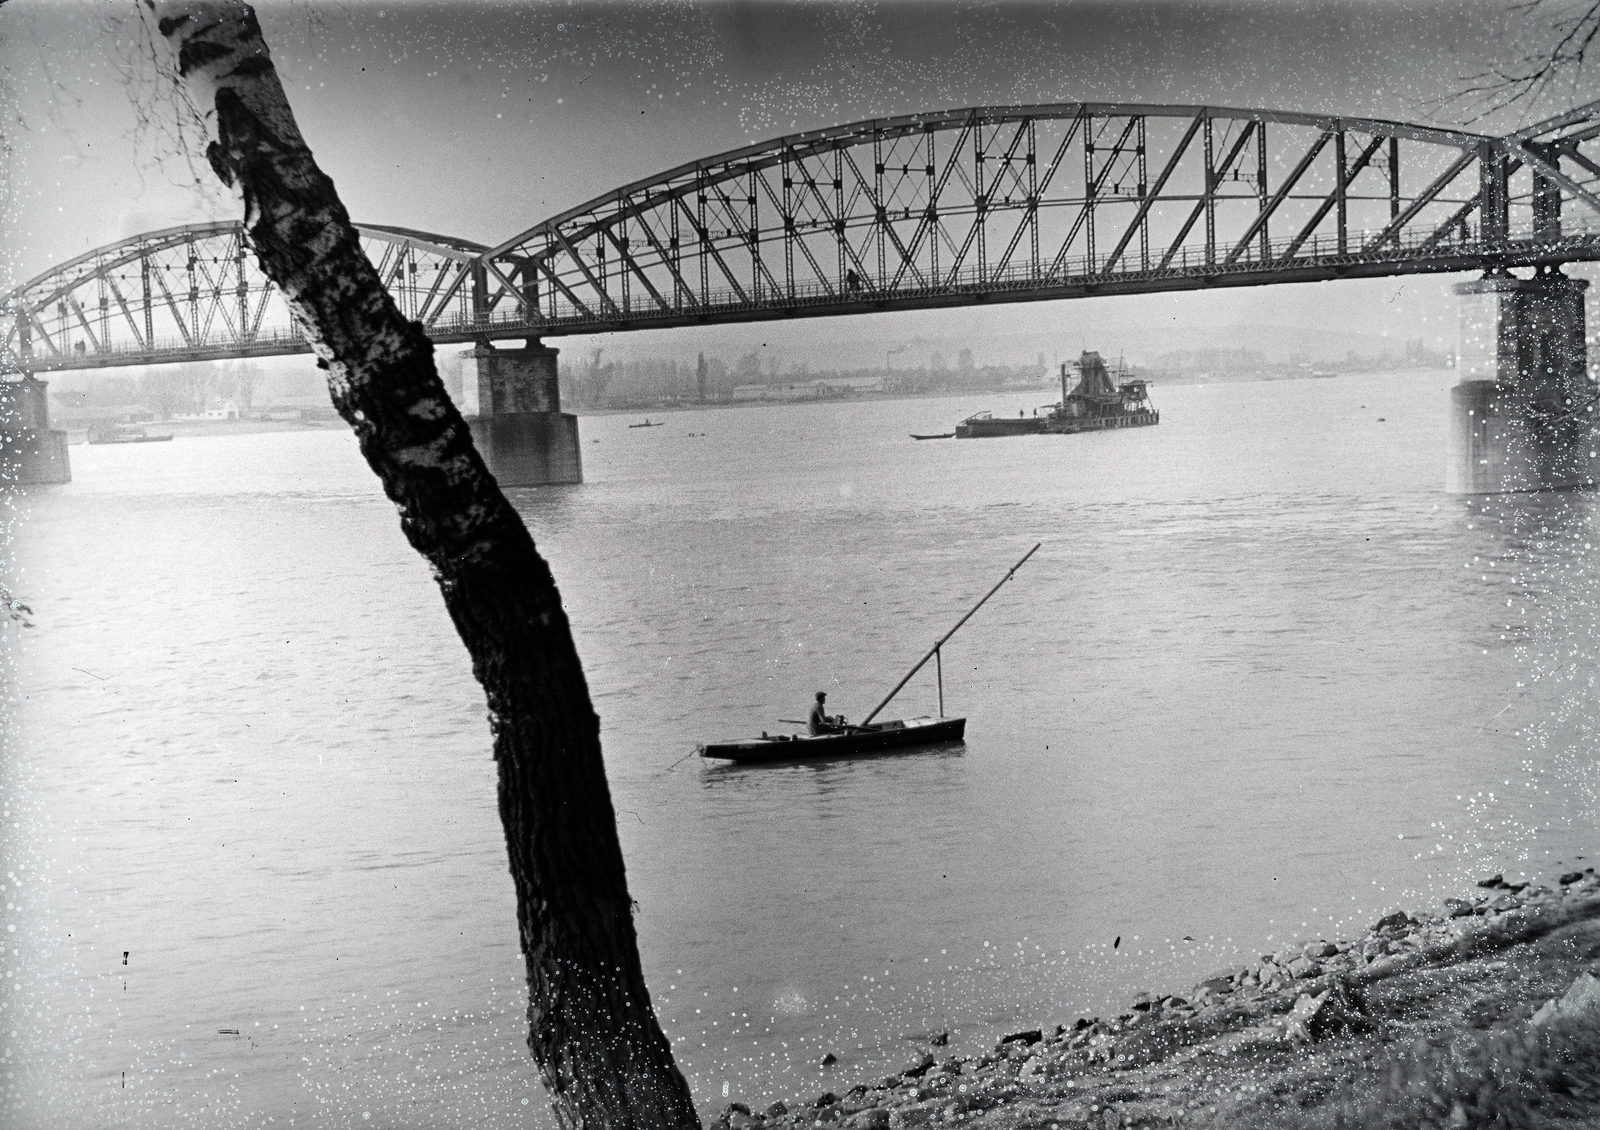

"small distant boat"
[699,543,1040,764]
[910,432,955,440]
[628,419,665,428]
[86,424,174,445]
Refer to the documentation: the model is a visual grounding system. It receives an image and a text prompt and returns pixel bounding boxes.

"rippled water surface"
[6,372,1599,1128]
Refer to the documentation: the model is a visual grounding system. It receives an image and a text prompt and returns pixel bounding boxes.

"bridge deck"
[9,99,1600,373]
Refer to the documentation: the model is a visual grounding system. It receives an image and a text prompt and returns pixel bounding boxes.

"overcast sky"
[3,0,1593,367]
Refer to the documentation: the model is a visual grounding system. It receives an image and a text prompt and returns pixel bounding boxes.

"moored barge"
[955,351,1158,438]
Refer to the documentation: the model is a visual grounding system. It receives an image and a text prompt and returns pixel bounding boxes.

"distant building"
[730,376,881,401]
[254,394,339,421]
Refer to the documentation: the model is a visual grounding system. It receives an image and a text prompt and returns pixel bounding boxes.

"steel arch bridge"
[10,99,1600,373]
[1,222,490,375]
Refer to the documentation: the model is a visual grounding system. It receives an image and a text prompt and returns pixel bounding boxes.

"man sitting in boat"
[808,691,846,736]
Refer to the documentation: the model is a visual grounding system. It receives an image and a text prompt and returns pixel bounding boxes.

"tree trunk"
[148,5,699,1128]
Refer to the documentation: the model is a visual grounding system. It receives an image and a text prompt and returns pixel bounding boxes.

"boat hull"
[1042,409,1158,434]
[699,716,966,763]
[955,417,1046,439]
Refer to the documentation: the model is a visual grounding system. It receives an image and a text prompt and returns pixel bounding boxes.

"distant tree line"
[1144,339,1451,382]
[45,346,1066,421]
[46,364,265,421]
[558,347,1052,410]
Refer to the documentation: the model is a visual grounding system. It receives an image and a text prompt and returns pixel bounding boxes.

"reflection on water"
[6,373,1599,1128]
[1460,488,1600,845]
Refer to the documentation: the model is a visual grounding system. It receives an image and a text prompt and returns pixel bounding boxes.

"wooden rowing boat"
[699,716,966,763]
[696,543,1040,766]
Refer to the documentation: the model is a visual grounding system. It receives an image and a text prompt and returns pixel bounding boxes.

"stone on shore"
[736,864,1600,1130]
[1531,970,1600,1026]
[998,1029,1042,1047]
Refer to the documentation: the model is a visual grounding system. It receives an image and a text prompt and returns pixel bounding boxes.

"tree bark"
[147,5,699,1128]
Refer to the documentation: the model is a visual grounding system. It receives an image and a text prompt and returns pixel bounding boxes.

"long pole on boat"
[858,542,1042,727]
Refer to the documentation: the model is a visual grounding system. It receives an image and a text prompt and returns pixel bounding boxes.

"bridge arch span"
[475,100,1600,335]
[9,99,1600,376]
[2,222,488,374]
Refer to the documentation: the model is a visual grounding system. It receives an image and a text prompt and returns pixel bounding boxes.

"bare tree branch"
[1438,0,1600,121]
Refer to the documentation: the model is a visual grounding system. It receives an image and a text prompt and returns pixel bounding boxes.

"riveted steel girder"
[2,223,486,374]
[12,100,1600,373]
[467,101,1600,341]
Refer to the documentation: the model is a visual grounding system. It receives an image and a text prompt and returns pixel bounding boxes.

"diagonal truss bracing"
[13,100,1600,373]
[467,101,1600,339]
[3,223,487,373]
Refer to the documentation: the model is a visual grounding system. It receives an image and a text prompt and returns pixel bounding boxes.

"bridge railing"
[461,217,1600,333]
[12,218,1600,372]
[16,99,1600,373]
[3,327,318,374]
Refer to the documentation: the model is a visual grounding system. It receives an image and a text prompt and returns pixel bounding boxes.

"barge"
[86,424,174,445]
[955,351,1158,438]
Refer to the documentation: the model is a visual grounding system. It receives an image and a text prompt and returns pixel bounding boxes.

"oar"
[857,542,1042,728]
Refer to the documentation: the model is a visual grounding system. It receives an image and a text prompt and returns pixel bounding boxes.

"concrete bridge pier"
[459,340,581,486]
[0,376,71,485]
[1448,269,1600,494]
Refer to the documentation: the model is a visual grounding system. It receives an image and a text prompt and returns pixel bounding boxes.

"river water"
[4,372,1598,1129]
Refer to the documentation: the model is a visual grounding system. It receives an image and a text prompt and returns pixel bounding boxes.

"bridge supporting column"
[459,340,582,486]
[1447,270,1600,494]
[0,376,71,485]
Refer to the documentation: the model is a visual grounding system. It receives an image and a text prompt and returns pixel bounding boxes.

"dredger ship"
[954,350,1159,438]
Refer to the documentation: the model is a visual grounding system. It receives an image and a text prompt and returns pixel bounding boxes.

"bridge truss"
[9,100,1600,373]
[480,100,1600,334]
[2,223,487,374]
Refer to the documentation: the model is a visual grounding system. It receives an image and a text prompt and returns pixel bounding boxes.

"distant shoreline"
[575,367,1451,416]
[58,367,1453,440]
[61,416,342,443]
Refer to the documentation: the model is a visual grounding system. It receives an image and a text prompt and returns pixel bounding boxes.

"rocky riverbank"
[717,865,1600,1130]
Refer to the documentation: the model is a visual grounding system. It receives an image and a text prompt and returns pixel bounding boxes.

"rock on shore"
[712,865,1600,1130]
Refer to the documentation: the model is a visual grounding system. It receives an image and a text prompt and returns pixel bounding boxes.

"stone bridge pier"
[458,340,581,486]
[1449,269,1600,493]
[1,376,71,485]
